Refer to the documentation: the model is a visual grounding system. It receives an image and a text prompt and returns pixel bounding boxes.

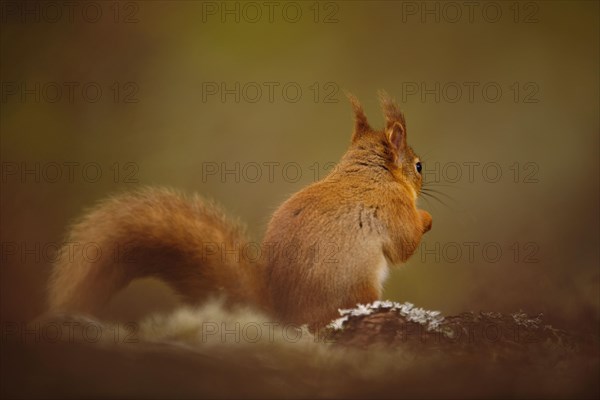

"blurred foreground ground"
[2,302,599,399]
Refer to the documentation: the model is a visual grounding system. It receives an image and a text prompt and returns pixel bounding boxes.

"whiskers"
[419,183,458,209]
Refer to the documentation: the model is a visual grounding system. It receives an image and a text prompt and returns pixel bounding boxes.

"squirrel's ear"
[387,121,407,154]
[379,90,407,153]
[347,93,371,142]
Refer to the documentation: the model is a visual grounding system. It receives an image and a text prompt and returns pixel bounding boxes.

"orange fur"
[264,92,432,326]
[48,189,264,313]
[48,93,432,327]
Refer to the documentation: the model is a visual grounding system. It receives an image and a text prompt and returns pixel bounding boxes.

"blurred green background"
[1,1,598,330]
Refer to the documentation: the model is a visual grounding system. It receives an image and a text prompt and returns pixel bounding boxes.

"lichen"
[511,310,543,329]
[328,300,445,332]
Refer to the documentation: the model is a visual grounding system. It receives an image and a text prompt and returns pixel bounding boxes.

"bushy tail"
[48,188,263,314]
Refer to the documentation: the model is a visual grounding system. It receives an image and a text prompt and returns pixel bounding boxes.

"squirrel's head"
[346,91,424,199]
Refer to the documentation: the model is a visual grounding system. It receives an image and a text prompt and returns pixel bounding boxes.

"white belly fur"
[376,256,390,291]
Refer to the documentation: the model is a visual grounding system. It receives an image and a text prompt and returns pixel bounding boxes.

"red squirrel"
[48,92,432,328]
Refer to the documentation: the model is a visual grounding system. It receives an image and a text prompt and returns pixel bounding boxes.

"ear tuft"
[346,92,371,142]
[379,90,407,152]
[378,90,407,133]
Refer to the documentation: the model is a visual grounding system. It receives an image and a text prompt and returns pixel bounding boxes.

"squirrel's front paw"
[419,210,432,233]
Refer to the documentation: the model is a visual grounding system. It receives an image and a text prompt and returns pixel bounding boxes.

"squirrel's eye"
[415,161,422,174]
